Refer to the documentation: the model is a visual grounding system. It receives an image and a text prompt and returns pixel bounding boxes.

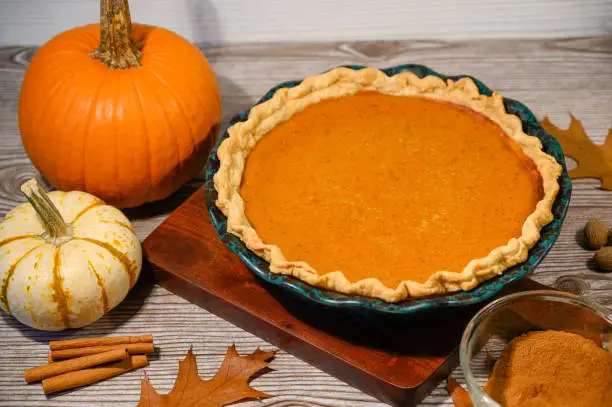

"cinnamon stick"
[49,335,153,351]
[42,355,148,394]
[49,342,155,362]
[25,348,129,383]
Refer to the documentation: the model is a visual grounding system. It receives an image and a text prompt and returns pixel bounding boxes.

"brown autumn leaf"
[447,376,474,407]
[540,114,612,190]
[137,345,276,407]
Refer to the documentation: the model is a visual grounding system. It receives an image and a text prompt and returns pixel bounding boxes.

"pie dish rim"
[206,64,572,309]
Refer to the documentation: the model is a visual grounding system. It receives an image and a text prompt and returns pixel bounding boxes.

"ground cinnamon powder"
[484,330,612,407]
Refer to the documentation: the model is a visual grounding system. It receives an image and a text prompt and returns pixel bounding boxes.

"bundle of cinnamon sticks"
[25,334,154,394]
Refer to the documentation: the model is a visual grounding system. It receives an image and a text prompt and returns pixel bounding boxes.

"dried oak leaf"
[137,345,276,407]
[447,376,474,407]
[540,114,612,190]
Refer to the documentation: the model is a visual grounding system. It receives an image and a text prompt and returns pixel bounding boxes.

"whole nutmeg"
[584,219,608,249]
[594,247,612,271]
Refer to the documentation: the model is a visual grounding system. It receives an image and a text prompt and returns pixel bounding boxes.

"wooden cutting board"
[143,186,550,406]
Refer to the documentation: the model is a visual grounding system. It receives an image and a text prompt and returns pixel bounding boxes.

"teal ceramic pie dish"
[204,64,572,315]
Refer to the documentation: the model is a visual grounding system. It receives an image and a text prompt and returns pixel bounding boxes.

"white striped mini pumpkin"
[0,179,142,331]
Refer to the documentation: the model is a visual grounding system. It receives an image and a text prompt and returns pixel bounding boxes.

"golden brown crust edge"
[213,67,562,302]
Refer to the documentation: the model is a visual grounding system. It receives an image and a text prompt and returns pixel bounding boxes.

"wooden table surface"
[0,37,611,406]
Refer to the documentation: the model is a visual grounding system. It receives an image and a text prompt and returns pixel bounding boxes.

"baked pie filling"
[214,68,561,301]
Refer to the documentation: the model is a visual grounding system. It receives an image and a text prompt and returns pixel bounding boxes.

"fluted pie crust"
[213,67,562,302]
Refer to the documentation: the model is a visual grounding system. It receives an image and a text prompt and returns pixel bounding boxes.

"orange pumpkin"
[18,0,221,208]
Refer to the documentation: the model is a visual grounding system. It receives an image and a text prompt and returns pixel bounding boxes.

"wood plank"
[1,0,611,45]
[0,38,610,406]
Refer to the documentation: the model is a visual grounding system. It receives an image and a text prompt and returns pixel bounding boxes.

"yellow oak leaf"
[541,114,612,190]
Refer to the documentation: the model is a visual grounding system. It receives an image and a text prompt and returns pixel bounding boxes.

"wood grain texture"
[0,37,611,406]
[1,0,612,45]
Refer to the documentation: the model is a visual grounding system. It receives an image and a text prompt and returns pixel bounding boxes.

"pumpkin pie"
[213,67,562,302]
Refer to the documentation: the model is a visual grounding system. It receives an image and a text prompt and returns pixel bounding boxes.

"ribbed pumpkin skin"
[0,190,142,331]
[18,24,221,208]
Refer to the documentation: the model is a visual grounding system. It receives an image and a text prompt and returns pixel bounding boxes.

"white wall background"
[1,0,611,45]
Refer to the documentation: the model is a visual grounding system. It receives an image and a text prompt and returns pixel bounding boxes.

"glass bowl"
[459,290,612,406]
[204,64,573,315]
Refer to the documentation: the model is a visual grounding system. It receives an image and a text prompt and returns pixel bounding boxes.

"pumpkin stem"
[90,0,142,69]
[20,179,70,241]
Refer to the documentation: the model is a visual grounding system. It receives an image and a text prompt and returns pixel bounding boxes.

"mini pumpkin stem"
[90,0,142,69]
[21,179,69,240]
